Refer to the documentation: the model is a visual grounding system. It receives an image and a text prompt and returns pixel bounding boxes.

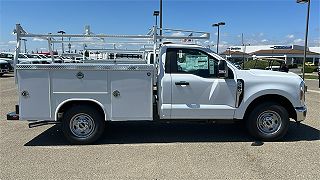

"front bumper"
[295,106,307,122]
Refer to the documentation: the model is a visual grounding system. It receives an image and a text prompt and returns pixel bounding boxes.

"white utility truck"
[7,24,307,144]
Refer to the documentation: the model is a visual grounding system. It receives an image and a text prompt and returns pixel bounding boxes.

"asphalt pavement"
[0,72,319,179]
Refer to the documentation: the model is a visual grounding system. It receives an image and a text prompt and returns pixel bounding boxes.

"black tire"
[62,105,105,144]
[246,102,289,141]
[0,73,3,77]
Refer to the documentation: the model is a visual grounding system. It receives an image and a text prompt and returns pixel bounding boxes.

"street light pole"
[21,38,27,53]
[68,37,71,53]
[160,0,163,37]
[217,25,220,53]
[212,22,225,54]
[48,33,55,52]
[57,30,66,54]
[153,10,160,27]
[297,0,311,80]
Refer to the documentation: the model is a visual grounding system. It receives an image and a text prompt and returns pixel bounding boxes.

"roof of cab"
[161,43,204,49]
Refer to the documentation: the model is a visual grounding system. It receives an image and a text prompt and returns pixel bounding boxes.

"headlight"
[300,81,305,105]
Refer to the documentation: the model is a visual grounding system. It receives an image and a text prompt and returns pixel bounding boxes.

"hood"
[248,69,301,79]
[235,69,303,86]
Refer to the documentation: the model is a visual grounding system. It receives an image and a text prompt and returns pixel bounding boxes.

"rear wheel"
[62,105,105,144]
[0,73,3,77]
[246,102,289,141]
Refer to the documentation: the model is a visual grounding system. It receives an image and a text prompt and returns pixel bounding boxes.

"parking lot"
[0,72,319,179]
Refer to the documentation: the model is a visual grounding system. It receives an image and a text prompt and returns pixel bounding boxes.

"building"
[227,45,320,65]
[220,50,251,63]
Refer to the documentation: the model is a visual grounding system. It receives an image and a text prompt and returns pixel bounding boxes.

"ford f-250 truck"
[7,25,307,144]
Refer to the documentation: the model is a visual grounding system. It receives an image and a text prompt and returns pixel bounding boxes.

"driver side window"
[173,49,218,78]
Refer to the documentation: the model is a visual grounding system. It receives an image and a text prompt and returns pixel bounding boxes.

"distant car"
[73,57,84,63]
[305,62,315,66]
[0,52,41,65]
[0,59,10,77]
[265,66,281,71]
[31,54,52,64]
[39,54,64,63]
[0,52,14,71]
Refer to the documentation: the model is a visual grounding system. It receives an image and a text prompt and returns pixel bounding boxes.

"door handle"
[175,81,190,85]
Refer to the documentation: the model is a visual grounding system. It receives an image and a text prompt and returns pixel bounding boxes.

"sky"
[0,0,319,53]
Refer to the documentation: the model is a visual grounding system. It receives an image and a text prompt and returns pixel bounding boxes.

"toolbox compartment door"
[110,71,153,120]
[18,70,51,120]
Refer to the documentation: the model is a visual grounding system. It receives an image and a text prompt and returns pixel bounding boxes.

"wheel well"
[244,94,296,120]
[56,100,105,121]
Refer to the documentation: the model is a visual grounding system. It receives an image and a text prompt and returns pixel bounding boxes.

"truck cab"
[157,44,237,120]
[156,44,306,141]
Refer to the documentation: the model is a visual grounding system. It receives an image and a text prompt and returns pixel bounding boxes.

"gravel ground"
[0,72,319,179]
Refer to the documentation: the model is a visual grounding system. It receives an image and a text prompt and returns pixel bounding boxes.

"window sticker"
[197,56,208,69]
[178,50,183,59]
[209,59,215,74]
[185,55,208,70]
[185,55,198,71]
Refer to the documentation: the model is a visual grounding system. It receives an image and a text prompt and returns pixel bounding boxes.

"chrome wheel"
[257,110,282,135]
[69,113,95,138]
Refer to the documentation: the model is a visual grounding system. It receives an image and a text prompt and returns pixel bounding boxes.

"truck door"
[168,48,237,119]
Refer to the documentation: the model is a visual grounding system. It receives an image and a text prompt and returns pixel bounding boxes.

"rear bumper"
[7,112,19,120]
[7,105,19,120]
[295,106,307,122]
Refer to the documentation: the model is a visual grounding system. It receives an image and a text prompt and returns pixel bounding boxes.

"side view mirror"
[218,60,228,78]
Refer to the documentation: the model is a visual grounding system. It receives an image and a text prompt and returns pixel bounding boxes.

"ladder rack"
[12,24,210,83]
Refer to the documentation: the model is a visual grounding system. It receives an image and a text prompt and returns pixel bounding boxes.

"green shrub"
[243,60,281,70]
[302,66,317,73]
[288,64,298,69]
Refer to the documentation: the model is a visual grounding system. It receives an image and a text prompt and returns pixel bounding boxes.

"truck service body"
[7,24,307,144]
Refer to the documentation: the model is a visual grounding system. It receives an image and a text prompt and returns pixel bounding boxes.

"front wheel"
[246,102,289,141]
[62,105,105,144]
